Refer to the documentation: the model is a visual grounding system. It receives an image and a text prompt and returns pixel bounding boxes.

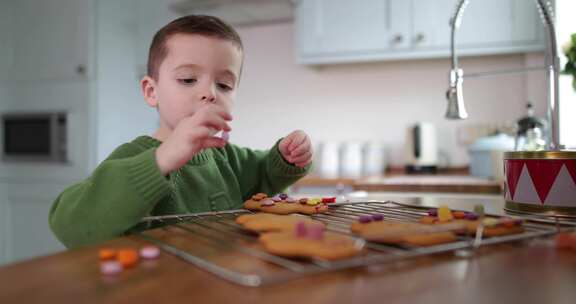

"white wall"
[94,0,176,166]
[232,23,547,166]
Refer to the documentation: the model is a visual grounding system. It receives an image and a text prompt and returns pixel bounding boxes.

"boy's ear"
[141,75,159,107]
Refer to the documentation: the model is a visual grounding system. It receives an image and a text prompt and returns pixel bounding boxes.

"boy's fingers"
[289,142,311,157]
[201,112,232,132]
[200,103,233,121]
[280,136,294,154]
[295,159,312,167]
[289,151,312,164]
[288,133,307,151]
[200,137,227,149]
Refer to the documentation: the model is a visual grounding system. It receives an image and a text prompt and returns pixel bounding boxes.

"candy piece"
[100,261,123,275]
[322,197,336,203]
[306,224,325,240]
[555,232,576,250]
[285,197,297,203]
[261,198,275,206]
[117,249,139,268]
[464,212,479,220]
[501,218,517,228]
[271,195,282,202]
[437,206,453,222]
[452,211,466,219]
[140,246,160,259]
[306,198,321,206]
[279,193,288,200]
[371,214,384,221]
[221,131,230,141]
[99,248,116,260]
[482,218,499,227]
[474,205,485,218]
[299,198,308,204]
[427,209,438,217]
[359,215,373,223]
[294,221,308,238]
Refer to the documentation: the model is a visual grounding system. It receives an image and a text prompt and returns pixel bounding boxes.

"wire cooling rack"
[137,200,572,287]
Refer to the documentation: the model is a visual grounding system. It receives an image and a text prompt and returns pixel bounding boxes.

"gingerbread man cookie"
[236,213,325,233]
[420,206,524,237]
[244,193,329,215]
[351,215,459,246]
[259,221,363,260]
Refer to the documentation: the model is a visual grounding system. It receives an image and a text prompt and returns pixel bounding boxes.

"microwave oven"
[1,112,68,162]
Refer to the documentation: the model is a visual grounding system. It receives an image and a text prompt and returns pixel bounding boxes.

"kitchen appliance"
[405,122,438,174]
[447,0,576,214]
[1,112,68,162]
[468,132,515,180]
[362,142,386,176]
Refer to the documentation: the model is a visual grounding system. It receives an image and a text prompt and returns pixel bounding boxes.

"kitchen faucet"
[446,0,561,150]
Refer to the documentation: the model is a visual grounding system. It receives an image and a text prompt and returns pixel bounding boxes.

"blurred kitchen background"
[0,0,574,265]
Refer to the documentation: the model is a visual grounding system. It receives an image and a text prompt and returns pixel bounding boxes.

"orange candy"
[117,249,139,268]
[99,248,117,260]
[452,211,466,219]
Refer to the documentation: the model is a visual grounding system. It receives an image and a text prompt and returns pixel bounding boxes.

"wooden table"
[1,196,575,304]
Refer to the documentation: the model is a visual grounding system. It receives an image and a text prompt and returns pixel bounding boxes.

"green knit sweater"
[49,136,310,248]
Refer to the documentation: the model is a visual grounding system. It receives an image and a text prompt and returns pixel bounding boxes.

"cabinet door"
[413,0,542,51]
[11,0,91,81]
[296,0,411,61]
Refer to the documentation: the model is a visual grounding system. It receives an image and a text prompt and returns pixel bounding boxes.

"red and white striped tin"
[504,151,576,214]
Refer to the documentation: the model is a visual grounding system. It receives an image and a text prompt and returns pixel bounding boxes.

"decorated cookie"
[421,206,523,237]
[236,213,325,233]
[244,194,329,215]
[351,220,461,246]
[258,221,363,260]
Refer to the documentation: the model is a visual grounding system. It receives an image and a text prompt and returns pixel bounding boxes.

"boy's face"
[142,34,243,132]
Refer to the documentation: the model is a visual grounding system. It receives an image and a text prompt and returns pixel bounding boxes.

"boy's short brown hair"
[147,15,243,80]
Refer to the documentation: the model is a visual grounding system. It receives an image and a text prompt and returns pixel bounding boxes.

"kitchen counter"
[1,195,574,303]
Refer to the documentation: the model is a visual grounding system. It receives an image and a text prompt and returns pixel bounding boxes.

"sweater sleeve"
[49,144,171,248]
[224,139,311,200]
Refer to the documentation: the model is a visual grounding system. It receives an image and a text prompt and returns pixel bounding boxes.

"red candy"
[322,197,336,203]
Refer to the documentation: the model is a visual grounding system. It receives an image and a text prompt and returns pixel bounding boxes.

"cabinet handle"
[414,33,426,43]
[391,34,403,44]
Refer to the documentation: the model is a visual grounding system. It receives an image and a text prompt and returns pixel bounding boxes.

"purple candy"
[100,261,123,275]
[221,131,230,141]
[294,221,307,238]
[359,215,373,223]
[261,198,275,206]
[464,212,479,220]
[285,197,296,203]
[371,214,384,221]
[428,209,438,217]
[271,196,282,202]
[279,193,288,200]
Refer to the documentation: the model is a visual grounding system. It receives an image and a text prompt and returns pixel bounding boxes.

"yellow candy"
[482,218,499,227]
[306,198,321,206]
[437,205,454,222]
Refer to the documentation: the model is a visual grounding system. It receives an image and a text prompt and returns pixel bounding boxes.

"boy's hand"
[278,130,313,168]
[155,104,232,175]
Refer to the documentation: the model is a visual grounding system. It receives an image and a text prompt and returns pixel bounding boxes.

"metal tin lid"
[504,150,576,160]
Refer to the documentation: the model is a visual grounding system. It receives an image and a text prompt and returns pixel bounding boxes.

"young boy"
[49,15,313,249]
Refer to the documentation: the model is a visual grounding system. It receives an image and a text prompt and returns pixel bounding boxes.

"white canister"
[340,142,364,178]
[317,142,341,178]
[363,142,386,176]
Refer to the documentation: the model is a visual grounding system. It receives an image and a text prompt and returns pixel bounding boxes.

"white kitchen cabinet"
[296,0,546,65]
[10,0,93,81]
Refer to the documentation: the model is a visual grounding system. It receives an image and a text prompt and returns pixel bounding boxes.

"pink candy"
[100,261,123,275]
[140,246,160,259]
[261,198,275,206]
[293,221,325,240]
